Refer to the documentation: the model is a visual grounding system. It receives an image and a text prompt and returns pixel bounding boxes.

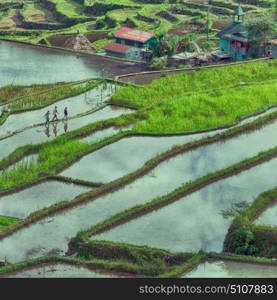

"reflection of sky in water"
[62,119,277,185]
[0,106,132,162]
[0,181,90,219]
[0,42,98,86]
[0,41,143,87]
[6,263,119,278]
[183,260,277,278]
[0,157,276,263]
[0,84,116,135]
[94,158,277,253]
[254,204,277,227]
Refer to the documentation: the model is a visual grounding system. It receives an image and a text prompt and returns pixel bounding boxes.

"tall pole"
[206,0,212,41]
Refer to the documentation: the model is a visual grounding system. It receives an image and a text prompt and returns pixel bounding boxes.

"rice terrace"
[0,0,277,282]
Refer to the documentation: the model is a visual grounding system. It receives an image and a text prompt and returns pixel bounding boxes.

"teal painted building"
[217,7,260,60]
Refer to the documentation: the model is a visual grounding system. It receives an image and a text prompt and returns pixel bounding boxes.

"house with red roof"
[114,27,157,48]
[103,27,156,60]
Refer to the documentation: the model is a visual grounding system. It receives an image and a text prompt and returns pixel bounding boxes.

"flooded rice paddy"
[93,158,277,253]
[0,83,117,135]
[0,40,147,87]
[0,106,133,162]
[61,118,277,185]
[0,181,90,219]
[3,263,120,278]
[0,155,276,263]
[80,127,124,144]
[182,260,277,278]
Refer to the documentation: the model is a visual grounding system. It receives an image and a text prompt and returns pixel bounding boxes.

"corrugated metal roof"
[216,21,245,38]
[104,42,135,54]
[114,27,155,43]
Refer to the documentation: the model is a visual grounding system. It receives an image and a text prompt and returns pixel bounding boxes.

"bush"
[230,226,257,255]
[150,56,168,70]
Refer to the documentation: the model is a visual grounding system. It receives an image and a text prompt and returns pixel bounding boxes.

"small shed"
[104,42,141,60]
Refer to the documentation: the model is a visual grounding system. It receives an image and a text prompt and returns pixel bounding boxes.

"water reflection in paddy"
[0,106,133,161]
[94,158,277,253]
[0,157,276,263]
[4,263,120,278]
[0,84,116,135]
[182,260,277,278]
[0,181,90,219]
[61,118,277,184]
[0,40,146,87]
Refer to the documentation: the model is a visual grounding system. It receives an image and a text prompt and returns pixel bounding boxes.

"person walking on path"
[64,107,68,121]
[44,110,50,126]
[52,106,59,122]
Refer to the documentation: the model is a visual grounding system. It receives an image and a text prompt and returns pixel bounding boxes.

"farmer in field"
[44,110,50,126]
[52,106,59,121]
[64,107,68,120]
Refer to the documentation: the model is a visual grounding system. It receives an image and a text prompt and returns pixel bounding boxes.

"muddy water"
[0,106,133,162]
[0,40,147,87]
[0,84,116,135]
[0,181,90,219]
[61,117,277,184]
[94,158,277,253]
[254,205,277,227]
[0,157,276,263]
[4,263,119,278]
[182,260,277,278]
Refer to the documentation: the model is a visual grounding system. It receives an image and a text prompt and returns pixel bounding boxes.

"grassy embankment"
[224,187,277,258]
[1,61,277,201]
[0,78,103,126]
[1,247,277,277]
[112,60,277,133]
[0,216,19,231]
[0,109,277,240]
[69,145,277,243]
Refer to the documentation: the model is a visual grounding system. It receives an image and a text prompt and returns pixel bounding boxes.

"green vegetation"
[112,60,277,133]
[0,216,20,232]
[0,0,272,44]
[70,239,197,276]
[224,187,277,257]
[1,107,276,240]
[0,79,102,126]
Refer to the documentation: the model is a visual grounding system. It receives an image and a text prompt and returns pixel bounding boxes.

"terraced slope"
[0,0,274,46]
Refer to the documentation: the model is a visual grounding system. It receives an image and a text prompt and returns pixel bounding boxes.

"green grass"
[112,60,277,108]
[0,79,102,126]
[223,187,277,258]
[134,81,277,133]
[48,0,85,18]
[0,216,19,226]
[111,60,277,134]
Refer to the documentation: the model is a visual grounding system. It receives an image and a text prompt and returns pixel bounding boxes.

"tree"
[245,16,277,46]
[149,34,172,58]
